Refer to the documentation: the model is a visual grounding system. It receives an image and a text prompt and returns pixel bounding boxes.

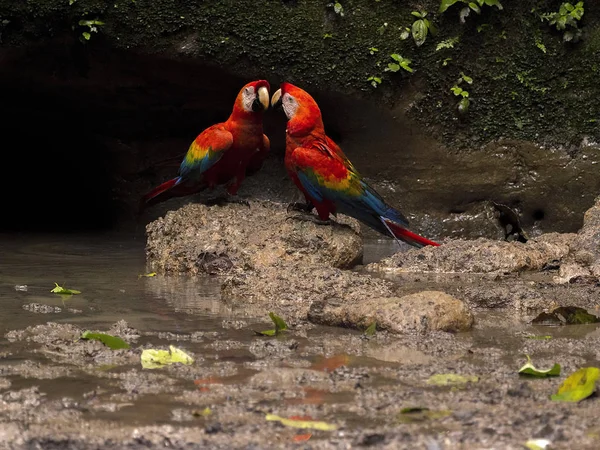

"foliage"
[364,321,376,336]
[426,373,479,386]
[540,2,584,42]
[367,76,382,88]
[410,11,437,47]
[78,18,104,42]
[265,414,337,431]
[385,54,413,73]
[327,2,344,17]
[439,0,503,24]
[436,36,459,51]
[451,72,473,114]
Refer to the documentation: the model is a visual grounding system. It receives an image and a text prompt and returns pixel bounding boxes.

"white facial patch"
[282,93,298,119]
[242,86,256,112]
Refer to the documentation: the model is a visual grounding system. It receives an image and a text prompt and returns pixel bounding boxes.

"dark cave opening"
[0,40,287,232]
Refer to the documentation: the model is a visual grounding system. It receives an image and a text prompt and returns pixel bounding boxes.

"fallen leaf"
[265,413,337,431]
[81,331,130,350]
[364,321,376,336]
[525,335,552,340]
[524,439,552,450]
[255,312,288,336]
[426,373,479,386]
[138,272,157,278]
[192,407,212,417]
[551,367,600,402]
[141,345,194,369]
[398,407,452,423]
[518,355,560,378]
[293,433,312,442]
[50,282,81,295]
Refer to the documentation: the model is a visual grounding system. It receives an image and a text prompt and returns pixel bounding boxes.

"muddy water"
[1,234,600,449]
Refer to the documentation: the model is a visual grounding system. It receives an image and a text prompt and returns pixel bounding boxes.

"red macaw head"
[270,82,324,136]
[233,80,270,116]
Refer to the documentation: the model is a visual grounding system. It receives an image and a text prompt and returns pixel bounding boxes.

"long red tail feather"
[385,220,440,248]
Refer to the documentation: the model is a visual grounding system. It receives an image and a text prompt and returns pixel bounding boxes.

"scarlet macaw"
[271,82,439,248]
[141,80,271,209]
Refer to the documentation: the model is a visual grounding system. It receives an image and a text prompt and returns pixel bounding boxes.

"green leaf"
[399,28,410,40]
[450,86,463,96]
[51,282,81,295]
[460,72,473,84]
[412,19,428,47]
[390,53,402,62]
[458,97,470,114]
[255,312,289,336]
[79,19,105,27]
[82,32,91,40]
[468,2,481,13]
[400,60,413,72]
[141,345,194,369]
[551,367,600,402]
[265,414,337,431]
[518,355,560,378]
[426,373,478,386]
[411,11,423,18]
[439,0,464,14]
[364,321,376,336]
[386,63,400,72]
[333,2,343,15]
[81,331,130,350]
[484,0,503,9]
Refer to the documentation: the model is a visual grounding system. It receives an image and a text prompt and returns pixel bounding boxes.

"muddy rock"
[221,264,397,322]
[146,201,362,273]
[308,291,473,334]
[368,233,575,275]
[569,196,600,278]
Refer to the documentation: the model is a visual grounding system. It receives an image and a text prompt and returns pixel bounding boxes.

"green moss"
[0,0,598,146]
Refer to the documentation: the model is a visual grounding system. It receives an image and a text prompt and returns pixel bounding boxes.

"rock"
[368,233,575,275]
[146,201,363,274]
[308,291,473,334]
[571,196,600,278]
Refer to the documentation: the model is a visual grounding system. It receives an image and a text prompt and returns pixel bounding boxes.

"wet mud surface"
[1,197,600,449]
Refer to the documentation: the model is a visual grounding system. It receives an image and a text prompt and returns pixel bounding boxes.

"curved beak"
[258,86,270,110]
[271,88,282,108]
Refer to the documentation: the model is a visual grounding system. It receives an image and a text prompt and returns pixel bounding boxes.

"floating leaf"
[551,367,600,402]
[255,312,288,336]
[266,414,337,431]
[518,355,560,378]
[81,331,130,350]
[524,439,552,450]
[141,345,194,369]
[398,407,452,423]
[427,373,479,386]
[138,272,157,278]
[364,321,376,336]
[51,283,81,295]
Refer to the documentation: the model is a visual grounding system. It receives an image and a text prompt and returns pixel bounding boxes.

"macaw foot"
[204,195,251,208]
[286,201,314,214]
[287,213,331,226]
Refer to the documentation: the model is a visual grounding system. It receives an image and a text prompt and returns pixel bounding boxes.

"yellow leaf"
[551,367,600,402]
[265,414,337,431]
[141,345,194,369]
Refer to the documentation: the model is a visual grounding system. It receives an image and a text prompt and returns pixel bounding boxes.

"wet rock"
[146,201,363,274]
[308,291,473,334]
[368,233,575,275]
[0,378,11,390]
